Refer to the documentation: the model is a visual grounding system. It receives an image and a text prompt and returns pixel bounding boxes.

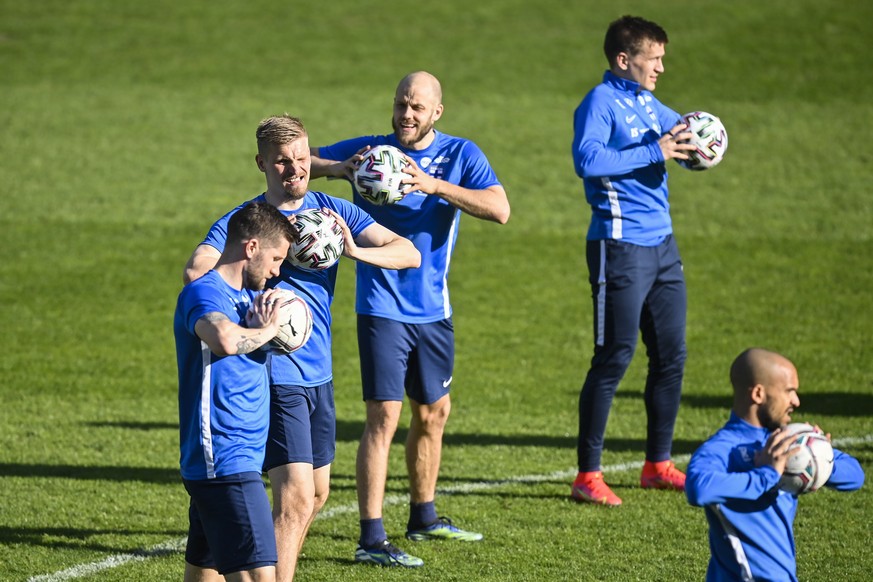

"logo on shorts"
[442,377,453,388]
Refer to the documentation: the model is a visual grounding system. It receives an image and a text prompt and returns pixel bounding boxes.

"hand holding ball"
[675,111,728,171]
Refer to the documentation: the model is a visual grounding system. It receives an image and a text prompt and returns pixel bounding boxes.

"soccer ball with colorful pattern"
[353,145,411,205]
[778,423,834,495]
[286,208,344,271]
[676,111,728,170]
[263,288,313,354]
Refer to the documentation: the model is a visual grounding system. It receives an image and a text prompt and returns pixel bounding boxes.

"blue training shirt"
[200,192,374,387]
[319,130,501,324]
[571,71,682,246]
[175,270,269,480]
[686,413,865,581]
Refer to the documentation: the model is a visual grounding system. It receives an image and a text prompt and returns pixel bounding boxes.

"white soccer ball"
[353,145,411,205]
[264,289,313,354]
[778,423,834,495]
[676,111,728,171]
[286,208,344,271]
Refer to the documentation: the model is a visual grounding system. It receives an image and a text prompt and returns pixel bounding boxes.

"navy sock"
[408,501,438,531]
[359,518,387,549]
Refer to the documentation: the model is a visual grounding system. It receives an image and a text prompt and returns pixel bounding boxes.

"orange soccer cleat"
[571,471,622,506]
[640,460,686,491]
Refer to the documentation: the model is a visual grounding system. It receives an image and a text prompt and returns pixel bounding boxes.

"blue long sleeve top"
[686,413,865,581]
[571,71,682,246]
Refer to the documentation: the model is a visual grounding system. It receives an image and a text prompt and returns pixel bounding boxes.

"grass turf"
[1,0,871,579]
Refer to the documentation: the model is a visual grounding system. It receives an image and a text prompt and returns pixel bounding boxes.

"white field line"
[27,433,873,581]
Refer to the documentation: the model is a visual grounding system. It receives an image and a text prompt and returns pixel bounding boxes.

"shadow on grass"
[0,463,179,483]
[0,525,185,554]
[614,391,873,417]
[84,421,177,430]
[336,419,577,448]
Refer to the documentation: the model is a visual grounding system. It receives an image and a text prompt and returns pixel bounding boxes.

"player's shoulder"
[434,130,475,147]
[432,131,489,160]
[182,270,222,296]
[576,82,619,115]
[304,190,359,216]
[215,194,265,221]
[697,423,743,450]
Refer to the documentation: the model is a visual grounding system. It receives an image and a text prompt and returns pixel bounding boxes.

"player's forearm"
[197,317,279,357]
[348,237,421,270]
[686,466,780,506]
[827,449,865,491]
[431,182,510,224]
[574,140,663,179]
[309,154,347,180]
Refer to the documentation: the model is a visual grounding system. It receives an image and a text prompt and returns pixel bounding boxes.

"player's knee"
[365,411,402,439]
[416,401,451,431]
[277,497,315,526]
[274,486,316,523]
[313,488,329,513]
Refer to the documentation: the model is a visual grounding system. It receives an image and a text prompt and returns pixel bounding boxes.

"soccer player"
[570,15,697,506]
[175,201,296,581]
[309,71,510,567]
[183,115,420,582]
[686,348,865,581]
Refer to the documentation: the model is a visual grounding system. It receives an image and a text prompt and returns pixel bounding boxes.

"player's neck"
[403,129,437,151]
[264,189,305,212]
[213,261,245,291]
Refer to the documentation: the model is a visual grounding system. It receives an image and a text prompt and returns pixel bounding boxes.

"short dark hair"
[226,201,297,248]
[603,15,668,65]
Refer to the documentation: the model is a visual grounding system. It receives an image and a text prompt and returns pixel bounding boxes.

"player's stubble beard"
[757,404,793,431]
[393,116,434,149]
[272,174,308,207]
[243,253,271,291]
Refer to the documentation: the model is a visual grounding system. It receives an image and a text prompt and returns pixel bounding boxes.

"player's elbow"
[394,237,421,269]
[183,254,213,285]
[393,245,421,270]
[493,203,510,225]
[488,192,511,224]
[408,247,422,268]
[684,475,710,507]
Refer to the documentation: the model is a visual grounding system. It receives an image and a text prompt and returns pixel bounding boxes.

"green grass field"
[2,0,872,580]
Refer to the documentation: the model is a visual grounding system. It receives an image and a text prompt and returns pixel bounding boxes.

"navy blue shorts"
[183,472,277,575]
[263,382,336,471]
[357,315,454,405]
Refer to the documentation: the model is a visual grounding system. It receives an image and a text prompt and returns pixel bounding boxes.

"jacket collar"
[603,70,642,95]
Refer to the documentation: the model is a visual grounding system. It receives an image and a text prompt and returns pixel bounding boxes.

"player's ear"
[433,103,444,121]
[255,154,266,173]
[244,238,260,259]
[615,52,629,71]
[749,383,766,405]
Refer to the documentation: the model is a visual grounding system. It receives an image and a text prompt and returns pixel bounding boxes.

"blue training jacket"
[571,71,682,246]
[686,413,865,581]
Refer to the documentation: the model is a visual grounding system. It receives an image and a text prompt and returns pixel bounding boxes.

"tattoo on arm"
[234,337,260,355]
[200,312,261,354]
[203,312,230,323]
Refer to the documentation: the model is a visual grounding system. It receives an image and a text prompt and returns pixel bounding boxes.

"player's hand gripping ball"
[286,208,344,271]
[778,423,834,495]
[675,111,728,171]
[262,288,313,355]
[353,145,411,205]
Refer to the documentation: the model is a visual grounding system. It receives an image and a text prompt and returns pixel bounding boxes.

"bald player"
[686,348,864,581]
[310,71,510,568]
